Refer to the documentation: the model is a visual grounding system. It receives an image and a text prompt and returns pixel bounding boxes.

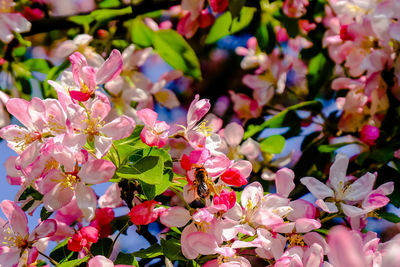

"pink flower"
[128,200,161,225]
[209,0,228,13]
[213,189,236,211]
[64,93,135,158]
[283,0,309,18]
[42,155,116,221]
[137,108,170,148]
[0,200,57,266]
[90,208,115,238]
[68,49,123,101]
[359,125,379,146]
[88,255,132,267]
[0,1,31,43]
[67,226,99,252]
[301,153,393,217]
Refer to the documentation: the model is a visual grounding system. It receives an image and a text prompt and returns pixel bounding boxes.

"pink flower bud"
[213,189,236,211]
[68,232,84,252]
[360,125,379,146]
[199,9,215,28]
[95,208,115,225]
[221,168,247,187]
[209,0,229,13]
[129,200,161,225]
[80,226,99,243]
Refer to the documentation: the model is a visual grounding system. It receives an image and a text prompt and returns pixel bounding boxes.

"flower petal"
[96,49,123,84]
[0,200,28,237]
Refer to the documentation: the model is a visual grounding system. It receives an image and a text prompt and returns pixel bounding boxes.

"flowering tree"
[1,0,400,266]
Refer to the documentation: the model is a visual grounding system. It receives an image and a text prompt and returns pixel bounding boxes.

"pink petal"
[341,203,366,217]
[327,226,367,267]
[315,200,338,213]
[344,172,375,201]
[80,66,97,93]
[69,52,88,86]
[43,183,74,212]
[96,49,123,84]
[94,135,113,158]
[102,115,135,140]
[75,183,97,221]
[300,177,334,199]
[295,218,321,233]
[69,90,91,101]
[137,108,158,127]
[5,98,31,128]
[287,199,316,221]
[275,168,295,198]
[304,243,324,267]
[0,200,28,237]
[99,183,123,209]
[241,182,264,209]
[329,154,349,193]
[79,159,115,184]
[160,206,191,227]
[223,122,244,147]
[88,255,114,267]
[29,219,57,241]
[186,232,218,255]
[0,247,20,267]
[204,155,231,177]
[187,95,210,130]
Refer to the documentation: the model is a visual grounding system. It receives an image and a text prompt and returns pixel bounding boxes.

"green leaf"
[260,135,286,154]
[50,239,78,263]
[131,17,154,47]
[58,256,89,267]
[11,62,31,78]
[244,101,322,139]
[18,186,43,201]
[24,58,51,73]
[206,7,256,44]
[91,7,132,21]
[99,0,121,8]
[12,46,27,57]
[40,207,53,221]
[256,23,276,54]
[117,155,163,184]
[90,238,113,256]
[114,252,139,266]
[306,52,334,99]
[112,39,129,50]
[153,29,201,79]
[69,14,94,26]
[318,142,361,153]
[228,0,246,20]
[116,146,173,185]
[379,212,400,223]
[132,243,163,258]
[161,238,186,261]
[141,168,173,200]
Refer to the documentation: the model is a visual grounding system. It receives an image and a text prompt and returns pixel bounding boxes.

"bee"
[192,166,218,199]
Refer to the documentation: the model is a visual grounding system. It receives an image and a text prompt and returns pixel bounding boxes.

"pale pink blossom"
[301,153,393,217]
[0,200,57,266]
[0,1,31,43]
[137,108,170,148]
[67,50,123,101]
